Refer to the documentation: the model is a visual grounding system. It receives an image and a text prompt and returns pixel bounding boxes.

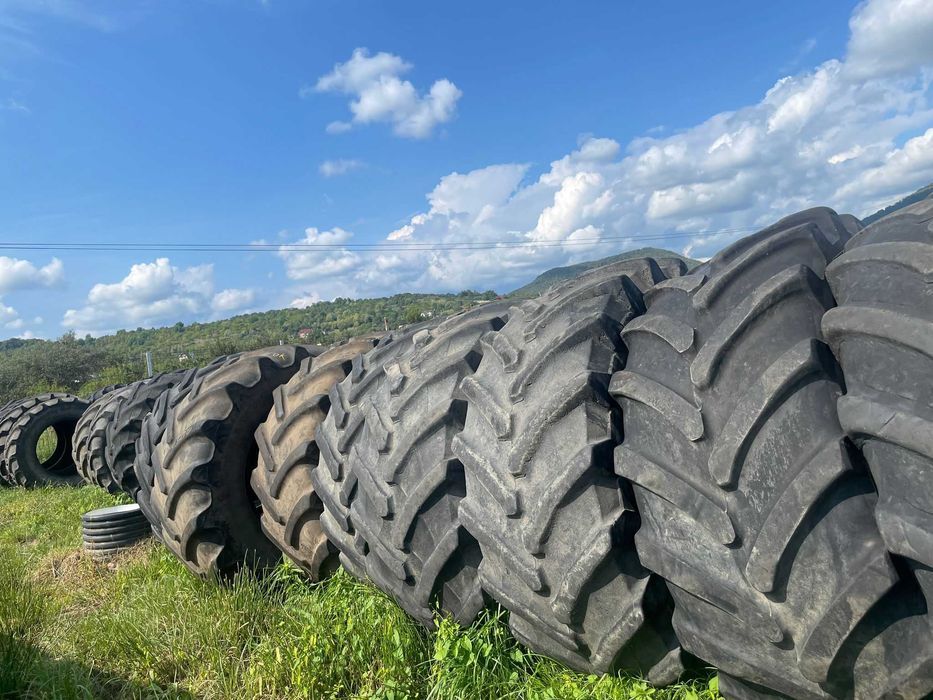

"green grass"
[0,486,721,699]
[36,428,58,464]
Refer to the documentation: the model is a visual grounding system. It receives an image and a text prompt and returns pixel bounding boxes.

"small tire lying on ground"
[611,208,923,698]
[105,371,185,500]
[73,386,133,494]
[452,258,687,681]
[251,337,379,582]
[144,345,318,577]
[3,393,88,487]
[821,198,933,696]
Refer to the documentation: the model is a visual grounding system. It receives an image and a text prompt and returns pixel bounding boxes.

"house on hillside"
[298,328,314,340]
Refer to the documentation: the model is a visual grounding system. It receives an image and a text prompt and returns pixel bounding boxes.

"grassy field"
[0,486,721,699]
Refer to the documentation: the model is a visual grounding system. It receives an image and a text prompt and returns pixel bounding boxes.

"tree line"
[0,290,497,405]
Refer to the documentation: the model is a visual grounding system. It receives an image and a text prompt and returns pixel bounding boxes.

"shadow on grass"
[1,635,193,699]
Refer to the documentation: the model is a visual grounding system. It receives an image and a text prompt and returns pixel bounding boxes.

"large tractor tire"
[145,346,317,577]
[73,387,132,493]
[822,199,933,696]
[251,337,379,581]
[344,303,511,627]
[451,258,687,681]
[106,372,185,500]
[4,393,89,487]
[611,208,922,698]
[312,322,436,582]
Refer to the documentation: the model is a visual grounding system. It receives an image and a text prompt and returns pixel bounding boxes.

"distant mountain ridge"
[508,247,700,298]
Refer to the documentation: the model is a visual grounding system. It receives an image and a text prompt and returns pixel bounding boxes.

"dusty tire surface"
[106,372,185,500]
[344,303,512,627]
[451,258,687,680]
[251,337,379,581]
[5,393,89,487]
[74,387,132,493]
[0,397,31,485]
[312,322,437,583]
[822,199,933,696]
[611,208,921,698]
[145,346,317,576]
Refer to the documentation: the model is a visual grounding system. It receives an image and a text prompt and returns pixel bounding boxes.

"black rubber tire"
[344,303,512,627]
[821,199,933,697]
[4,393,88,487]
[105,372,185,500]
[251,337,380,582]
[451,258,687,680]
[145,346,317,577]
[312,321,437,583]
[611,208,917,698]
[73,387,132,493]
[134,358,242,534]
[82,527,150,544]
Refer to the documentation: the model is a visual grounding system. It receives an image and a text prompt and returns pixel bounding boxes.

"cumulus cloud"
[278,0,933,301]
[0,257,63,294]
[319,158,366,177]
[310,48,462,138]
[62,258,254,334]
[212,288,256,313]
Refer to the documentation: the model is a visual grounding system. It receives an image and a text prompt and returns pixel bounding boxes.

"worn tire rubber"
[822,199,933,697]
[5,393,89,487]
[251,337,380,581]
[106,372,185,500]
[146,346,317,577]
[343,303,512,627]
[87,383,127,404]
[451,258,687,680]
[611,208,917,698]
[312,322,437,584]
[74,387,133,493]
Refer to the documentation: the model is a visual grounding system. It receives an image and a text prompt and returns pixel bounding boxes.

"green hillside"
[862,182,933,225]
[508,247,700,299]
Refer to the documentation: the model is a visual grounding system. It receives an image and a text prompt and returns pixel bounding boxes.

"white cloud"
[277,0,933,300]
[319,158,366,177]
[63,258,216,333]
[846,0,933,78]
[212,288,256,313]
[289,291,322,309]
[1,97,29,114]
[278,227,361,281]
[310,48,462,139]
[0,257,63,294]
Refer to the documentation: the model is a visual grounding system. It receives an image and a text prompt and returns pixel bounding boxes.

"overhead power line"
[0,226,756,253]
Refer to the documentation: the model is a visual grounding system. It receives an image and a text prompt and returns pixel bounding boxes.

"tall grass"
[0,486,721,699]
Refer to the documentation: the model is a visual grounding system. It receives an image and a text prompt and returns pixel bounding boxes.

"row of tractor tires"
[0,393,88,487]
[134,346,319,577]
[73,372,186,496]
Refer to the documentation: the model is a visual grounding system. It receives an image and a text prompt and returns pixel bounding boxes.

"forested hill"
[862,182,933,225]
[0,290,495,403]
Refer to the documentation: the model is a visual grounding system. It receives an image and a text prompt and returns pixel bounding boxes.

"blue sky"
[0,0,931,339]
